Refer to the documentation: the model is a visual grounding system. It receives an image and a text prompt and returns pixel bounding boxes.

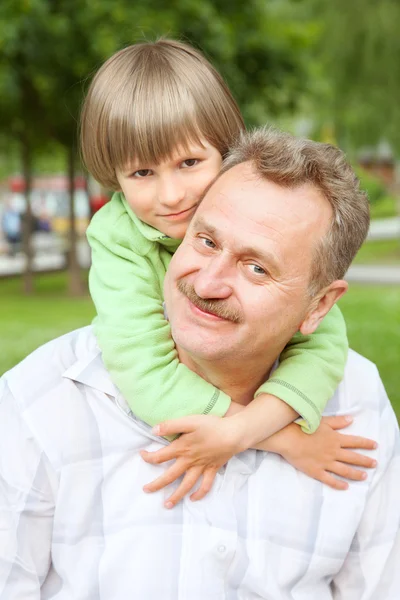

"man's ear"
[300,280,348,336]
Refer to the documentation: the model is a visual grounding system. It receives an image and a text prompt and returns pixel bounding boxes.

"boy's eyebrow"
[192,215,281,275]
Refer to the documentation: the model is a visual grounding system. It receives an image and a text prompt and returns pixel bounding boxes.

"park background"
[0,0,399,419]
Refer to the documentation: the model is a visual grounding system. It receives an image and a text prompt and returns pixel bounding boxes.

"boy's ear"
[299,280,348,336]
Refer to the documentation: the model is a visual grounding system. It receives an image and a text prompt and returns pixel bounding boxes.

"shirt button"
[218,545,226,553]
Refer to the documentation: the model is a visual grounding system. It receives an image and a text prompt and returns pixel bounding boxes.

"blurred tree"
[0,5,49,294]
[311,0,400,153]
[0,0,317,295]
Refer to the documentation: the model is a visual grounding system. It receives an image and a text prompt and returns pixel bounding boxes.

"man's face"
[164,162,333,364]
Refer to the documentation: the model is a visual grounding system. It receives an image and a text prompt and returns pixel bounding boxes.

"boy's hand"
[140,414,246,508]
[273,415,377,490]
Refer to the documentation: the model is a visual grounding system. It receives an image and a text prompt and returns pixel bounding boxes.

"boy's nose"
[158,176,185,209]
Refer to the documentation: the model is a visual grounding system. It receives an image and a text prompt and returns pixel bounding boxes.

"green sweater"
[87,192,348,433]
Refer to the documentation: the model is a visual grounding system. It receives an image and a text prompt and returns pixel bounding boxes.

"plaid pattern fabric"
[0,326,399,599]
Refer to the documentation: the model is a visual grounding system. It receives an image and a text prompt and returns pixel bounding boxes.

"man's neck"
[177,348,277,406]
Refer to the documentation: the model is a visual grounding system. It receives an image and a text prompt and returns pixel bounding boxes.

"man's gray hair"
[221,127,370,295]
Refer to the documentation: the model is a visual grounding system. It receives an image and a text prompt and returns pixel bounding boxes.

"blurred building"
[2,174,91,236]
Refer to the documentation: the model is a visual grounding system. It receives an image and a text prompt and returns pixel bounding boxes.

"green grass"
[354,239,400,265]
[339,285,400,418]
[0,273,95,375]
[1,273,399,420]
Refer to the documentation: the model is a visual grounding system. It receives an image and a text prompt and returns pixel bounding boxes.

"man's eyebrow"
[191,215,218,236]
[236,244,281,274]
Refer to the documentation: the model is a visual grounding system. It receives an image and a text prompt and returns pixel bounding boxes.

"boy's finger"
[321,415,353,430]
[320,471,349,491]
[330,461,367,482]
[190,469,217,502]
[140,447,177,465]
[337,449,377,469]
[164,467,203,508]
[152,416,199,437]
[143,462,186,494]
[338,434,377,450]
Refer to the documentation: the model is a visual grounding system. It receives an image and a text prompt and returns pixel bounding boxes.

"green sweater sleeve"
[256,303,348,433]
[87,197,231,427]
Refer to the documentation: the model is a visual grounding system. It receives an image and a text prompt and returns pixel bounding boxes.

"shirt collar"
[62,347,120,398]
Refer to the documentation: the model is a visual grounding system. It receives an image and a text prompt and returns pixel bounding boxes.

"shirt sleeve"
[256,303,348,433]
[0,378,56,598]
[87,199,231,428]
[331,377,400,599]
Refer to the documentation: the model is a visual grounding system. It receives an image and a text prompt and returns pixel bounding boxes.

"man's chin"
[172,328,229,362]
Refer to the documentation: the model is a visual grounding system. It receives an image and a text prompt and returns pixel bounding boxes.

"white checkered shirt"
[0,326,399,599]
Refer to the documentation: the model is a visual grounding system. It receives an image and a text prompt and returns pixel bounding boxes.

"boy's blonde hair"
[80,39,245,189]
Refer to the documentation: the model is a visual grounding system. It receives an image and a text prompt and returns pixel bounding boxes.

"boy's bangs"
[108,88,206,172]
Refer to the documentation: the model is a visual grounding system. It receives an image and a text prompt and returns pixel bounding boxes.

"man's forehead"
[199,162,331,238]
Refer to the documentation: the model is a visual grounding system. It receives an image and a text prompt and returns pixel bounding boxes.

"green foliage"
[0,0,318,164]
[370,195,398,220]
[354,167,398,219]
[311,0,400,153]
[355,167,387,205]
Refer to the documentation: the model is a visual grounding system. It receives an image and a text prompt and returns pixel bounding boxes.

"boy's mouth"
[160,205,197,220]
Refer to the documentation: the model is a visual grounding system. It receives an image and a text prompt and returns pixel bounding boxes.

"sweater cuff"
[256,379,321,433]
[205,389,231,418]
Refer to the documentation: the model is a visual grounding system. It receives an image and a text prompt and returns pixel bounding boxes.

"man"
[0,128,399,599]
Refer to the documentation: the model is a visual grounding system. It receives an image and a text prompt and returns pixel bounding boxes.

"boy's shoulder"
[87,193,153,256]
[89,192,132,230]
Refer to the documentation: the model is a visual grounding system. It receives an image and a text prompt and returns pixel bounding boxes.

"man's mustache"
[177,279,243,324]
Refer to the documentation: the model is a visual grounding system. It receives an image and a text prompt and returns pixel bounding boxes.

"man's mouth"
[188,298,227,321]
[177,279,242,324]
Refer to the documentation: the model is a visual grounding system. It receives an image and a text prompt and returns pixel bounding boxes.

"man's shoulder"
[0,326,127,470]
[345,348,379,379]
[3,326,98,405]
[326,348,386,416]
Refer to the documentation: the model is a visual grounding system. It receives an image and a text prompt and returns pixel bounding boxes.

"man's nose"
[193,256,233,299]
[158,175,185,209]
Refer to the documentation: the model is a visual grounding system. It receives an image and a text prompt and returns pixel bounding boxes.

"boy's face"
[115,141,222,239]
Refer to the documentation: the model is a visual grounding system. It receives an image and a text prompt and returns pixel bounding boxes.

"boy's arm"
[87,198,231,427]
[255,304,348,433]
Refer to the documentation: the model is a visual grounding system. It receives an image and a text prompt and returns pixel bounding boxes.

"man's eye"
[133,169,152,178]
[249,264,266,275]
[182,159,198,168]
[200,236,216,248]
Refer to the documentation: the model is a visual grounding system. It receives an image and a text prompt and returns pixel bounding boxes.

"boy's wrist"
[255,422,299,455]
[228,412,261,451]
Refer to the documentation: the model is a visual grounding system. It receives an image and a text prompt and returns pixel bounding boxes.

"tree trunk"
[21,136,34,295]
[67,145,84,296]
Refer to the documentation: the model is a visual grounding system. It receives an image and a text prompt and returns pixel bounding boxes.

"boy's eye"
[133,169,152,178]
[181,159,198,168]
